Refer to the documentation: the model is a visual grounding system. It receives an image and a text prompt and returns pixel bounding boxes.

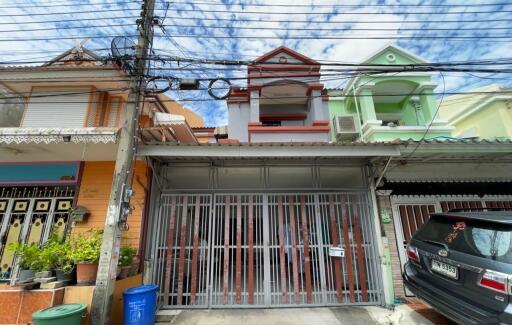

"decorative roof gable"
[361,44,427,65]
[252,46,320,66]
[43,47,102,67]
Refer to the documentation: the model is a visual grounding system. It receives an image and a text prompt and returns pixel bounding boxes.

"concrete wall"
[74,160,149,248]
[376,194,406,299]
[453,100,512,138]
[227,102,250,142]
[250,131,330,143]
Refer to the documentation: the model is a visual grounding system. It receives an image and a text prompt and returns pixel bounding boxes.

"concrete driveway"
[156,305,436,325]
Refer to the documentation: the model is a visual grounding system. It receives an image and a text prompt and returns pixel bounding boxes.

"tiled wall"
[0,287,64,324]
[377,194,406,299]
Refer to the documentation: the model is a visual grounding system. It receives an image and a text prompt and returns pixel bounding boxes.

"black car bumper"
[402,262,511,325]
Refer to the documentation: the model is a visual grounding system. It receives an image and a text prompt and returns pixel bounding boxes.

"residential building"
[438,83,512,139]
[0,47,203,324]
[329,44,453,142]
[327,46,512,300]
[227,46,330,143]
[140,46,398,309]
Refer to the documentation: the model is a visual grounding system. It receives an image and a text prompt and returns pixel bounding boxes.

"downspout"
[138,162,153,273]
[375,156,392,188]
[352,80,364,141]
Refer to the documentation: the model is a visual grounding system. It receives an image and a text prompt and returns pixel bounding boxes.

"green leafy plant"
[7,242,41,270]
[118,246,137,267]
[68,230,103,264]
[41,236,74,273]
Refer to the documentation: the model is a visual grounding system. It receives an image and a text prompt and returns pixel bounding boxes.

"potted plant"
[7,242,40,282]
[41,236,75,282]
[68,230,102,285]
[118,246,137,279]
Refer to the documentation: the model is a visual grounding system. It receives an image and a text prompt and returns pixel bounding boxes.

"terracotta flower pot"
[118,266,131,279]
[76,262,98,285]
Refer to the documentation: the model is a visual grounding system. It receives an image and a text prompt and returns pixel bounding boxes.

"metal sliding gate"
[153,192,381,308]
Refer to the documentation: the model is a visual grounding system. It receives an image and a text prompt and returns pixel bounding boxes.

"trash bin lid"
[33,303,87,320]
[123,284,159,296]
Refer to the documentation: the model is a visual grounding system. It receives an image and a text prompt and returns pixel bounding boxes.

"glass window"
[415,216,512,263]
[0,88,24,127]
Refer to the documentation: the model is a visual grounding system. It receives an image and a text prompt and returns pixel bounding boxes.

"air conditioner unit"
[153,112,186,125]
[333,115,361,141]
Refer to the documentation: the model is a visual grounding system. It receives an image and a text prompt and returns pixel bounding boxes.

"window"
[262,120,281,127]
[0,88,24,127]
[415,216,512,263]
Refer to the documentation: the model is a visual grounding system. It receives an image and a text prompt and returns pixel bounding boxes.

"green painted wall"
[328,45,452,142]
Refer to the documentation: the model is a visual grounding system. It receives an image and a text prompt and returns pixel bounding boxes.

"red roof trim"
[252,46,320,65]
[248,125,330,133]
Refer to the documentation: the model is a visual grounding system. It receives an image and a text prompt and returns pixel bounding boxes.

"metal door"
[156,192,381,308]
[0,186,75,283]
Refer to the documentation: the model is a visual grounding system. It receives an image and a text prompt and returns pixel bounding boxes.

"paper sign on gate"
[329,246,345,257]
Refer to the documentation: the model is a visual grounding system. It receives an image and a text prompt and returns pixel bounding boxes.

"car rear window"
[415,216,512,263]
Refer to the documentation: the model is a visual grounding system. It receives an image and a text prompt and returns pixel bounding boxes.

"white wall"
[227,102,250,142]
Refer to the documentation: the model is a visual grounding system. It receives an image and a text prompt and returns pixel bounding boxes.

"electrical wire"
[163,15,512,24]
[0,16,138,25]
[0,1,142,9]
[168,1,512,8]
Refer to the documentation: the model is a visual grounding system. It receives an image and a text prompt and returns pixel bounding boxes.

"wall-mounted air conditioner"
[333,115,361,141]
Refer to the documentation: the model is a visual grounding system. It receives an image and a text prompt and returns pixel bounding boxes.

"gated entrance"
[0,186,75,282]
[150,191,382,308]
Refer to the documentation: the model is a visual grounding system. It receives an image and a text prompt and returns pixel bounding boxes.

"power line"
[0,1,142,8]
[4,54,512,66]
[0,8,145,17]
[3,34,512,42]
[163,15,512,24]
[2,88,512,102]
[164,7,512,15]
[169,1,512,8]
[162,24,512,32]
[0,23,136,33]
[0,16,138,25]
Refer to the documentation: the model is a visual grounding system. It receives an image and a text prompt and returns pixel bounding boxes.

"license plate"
[431,259,458,279]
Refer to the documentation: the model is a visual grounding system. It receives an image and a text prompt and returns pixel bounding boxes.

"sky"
[1,0,511,126]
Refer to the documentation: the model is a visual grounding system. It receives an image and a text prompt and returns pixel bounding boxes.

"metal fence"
[0,186,75,283]
[151,191,381,308]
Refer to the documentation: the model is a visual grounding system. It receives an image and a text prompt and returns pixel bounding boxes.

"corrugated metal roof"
[399,137,512,145]
[145,141,398,147]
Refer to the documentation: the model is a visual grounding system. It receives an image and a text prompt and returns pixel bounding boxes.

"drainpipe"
[352,80,364,141]
[375,157,392,188]
[138,164,153,273]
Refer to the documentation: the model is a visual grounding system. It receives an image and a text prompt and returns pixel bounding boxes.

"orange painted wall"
[73,160,149,248]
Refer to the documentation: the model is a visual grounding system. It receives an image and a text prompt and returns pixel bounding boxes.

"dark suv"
[402,210,512,325]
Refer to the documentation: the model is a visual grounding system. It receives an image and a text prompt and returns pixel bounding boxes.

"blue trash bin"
[123,284,159,325]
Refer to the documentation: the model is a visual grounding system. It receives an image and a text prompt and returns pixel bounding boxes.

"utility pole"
[90,0,155,323]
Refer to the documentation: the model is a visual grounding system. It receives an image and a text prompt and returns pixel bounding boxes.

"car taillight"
[407,245,420,263]
[478,270,511,294]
